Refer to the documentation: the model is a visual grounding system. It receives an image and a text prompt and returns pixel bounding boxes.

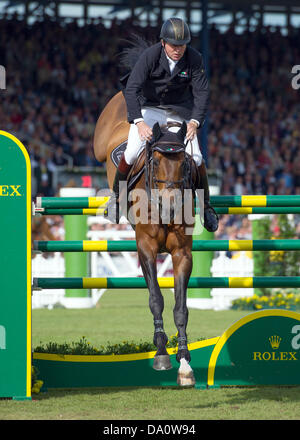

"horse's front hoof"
[153,355,172,371]
[177,370,196,387]
[177,358,195,387]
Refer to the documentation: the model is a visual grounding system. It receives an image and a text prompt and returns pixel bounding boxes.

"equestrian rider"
[108,17,218,232]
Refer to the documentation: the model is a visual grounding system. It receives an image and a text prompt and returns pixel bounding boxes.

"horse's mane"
[119,34,153,70]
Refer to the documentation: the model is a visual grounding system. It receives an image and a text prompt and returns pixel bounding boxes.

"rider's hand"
[136,121,153,142]
[186,121,198,141]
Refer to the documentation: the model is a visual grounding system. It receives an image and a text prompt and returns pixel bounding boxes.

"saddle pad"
[110,141,146,191]
[110,141,127,167]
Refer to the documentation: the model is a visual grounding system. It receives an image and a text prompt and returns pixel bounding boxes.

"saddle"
[111,121,200,195]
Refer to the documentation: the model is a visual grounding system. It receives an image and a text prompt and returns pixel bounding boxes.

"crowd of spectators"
[1,13,300,242]
[1,13,300,198]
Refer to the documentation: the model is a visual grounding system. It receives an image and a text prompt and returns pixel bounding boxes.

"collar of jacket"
[159,46,187,78]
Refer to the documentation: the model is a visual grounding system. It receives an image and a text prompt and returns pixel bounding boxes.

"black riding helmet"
[160,17,191,46]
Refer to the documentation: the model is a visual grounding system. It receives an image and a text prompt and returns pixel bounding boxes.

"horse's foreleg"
[137,241,171,370]
[171,249,195,386]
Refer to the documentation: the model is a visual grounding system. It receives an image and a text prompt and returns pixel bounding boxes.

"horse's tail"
[120,34,152,71]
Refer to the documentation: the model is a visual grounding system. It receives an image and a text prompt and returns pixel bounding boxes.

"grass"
[31,289,251,348]
[1,289,300,420]
[2,386,300,420]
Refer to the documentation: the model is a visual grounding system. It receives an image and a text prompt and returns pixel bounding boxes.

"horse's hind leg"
[171,248,195,386]
[137,239,172,371]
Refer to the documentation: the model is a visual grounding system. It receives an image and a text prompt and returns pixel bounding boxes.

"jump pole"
[36,194,300,209]
[0,131,31,400]
[33,276,300,290]
[35,206,300,216]
[34,239,300,252]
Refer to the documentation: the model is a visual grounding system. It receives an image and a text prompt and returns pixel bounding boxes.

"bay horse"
[94,91,200,386]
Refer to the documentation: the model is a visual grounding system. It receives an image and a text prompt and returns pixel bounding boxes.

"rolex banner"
[208,310,300,387]
[0,132,31,400]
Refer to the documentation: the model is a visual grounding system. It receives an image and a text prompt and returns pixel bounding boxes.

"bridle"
[144,124,198,201]
[151,141,186,190]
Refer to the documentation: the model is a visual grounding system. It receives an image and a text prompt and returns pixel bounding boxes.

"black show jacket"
[124,42,209,126]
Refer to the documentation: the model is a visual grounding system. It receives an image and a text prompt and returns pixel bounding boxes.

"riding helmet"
[160,17,191,45]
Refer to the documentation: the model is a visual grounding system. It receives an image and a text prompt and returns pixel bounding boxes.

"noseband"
[144,127,196,200]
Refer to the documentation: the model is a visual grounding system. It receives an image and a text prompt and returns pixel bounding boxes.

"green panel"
[188,217,214,299]
[33,343,215,389]
[0,132,31,399]
[64,215,89,297]
[213,312,300,386]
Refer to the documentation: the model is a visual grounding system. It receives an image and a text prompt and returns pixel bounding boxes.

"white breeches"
[124,106,203,166]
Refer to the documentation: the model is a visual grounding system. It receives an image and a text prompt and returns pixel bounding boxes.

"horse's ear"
[177,121,187,142]
[152,122,161,142]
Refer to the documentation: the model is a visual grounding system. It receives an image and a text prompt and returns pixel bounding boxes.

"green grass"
[1,289,300,420]
[32,289,251,348]
[2,386,300,420]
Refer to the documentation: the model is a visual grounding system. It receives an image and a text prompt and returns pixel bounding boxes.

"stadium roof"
[2,0,300,12]
[1,0,300,28]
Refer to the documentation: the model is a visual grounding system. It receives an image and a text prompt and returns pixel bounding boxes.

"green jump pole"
[39,206,300,216]
[60,188,95,306]
[37,195,300,209]
[34,239,300,253]
[33,276,300,290]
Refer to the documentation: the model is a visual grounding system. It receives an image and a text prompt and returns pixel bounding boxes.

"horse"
[93,91,200,386]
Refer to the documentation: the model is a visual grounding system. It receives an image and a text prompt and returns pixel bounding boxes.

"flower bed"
[33,335,186,356]
[231,291,300,311]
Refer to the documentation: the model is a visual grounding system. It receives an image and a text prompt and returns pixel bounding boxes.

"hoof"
[153,355,172,371]
[177,371,196,387]
[203,205,219,232]
[177,358,196,387]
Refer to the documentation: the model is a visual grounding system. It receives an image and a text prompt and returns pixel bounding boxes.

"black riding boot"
[105,155,132,223]
[198,162,219,232]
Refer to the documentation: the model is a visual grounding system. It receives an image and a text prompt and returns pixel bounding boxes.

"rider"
[108,17,218,231]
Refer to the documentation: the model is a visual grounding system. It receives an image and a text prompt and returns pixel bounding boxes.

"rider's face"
[162,41,186,62]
